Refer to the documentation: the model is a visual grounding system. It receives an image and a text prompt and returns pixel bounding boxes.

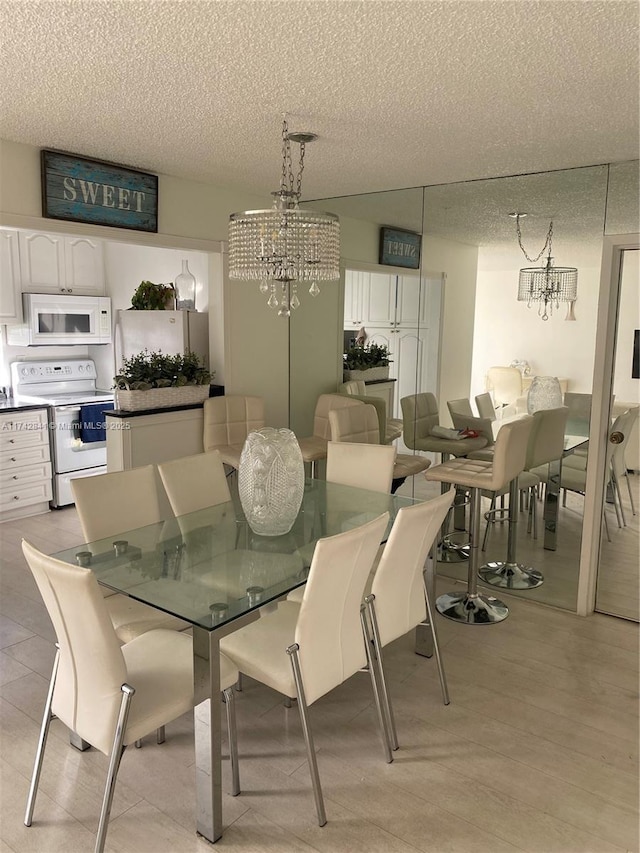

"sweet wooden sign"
[41,149,158,232]
[379,226,421,269]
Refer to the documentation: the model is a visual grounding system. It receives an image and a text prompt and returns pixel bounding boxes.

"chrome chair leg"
[360,606,393,761]
[223,686,240,796]
[156,726,165,745]
[134,739,142,748]
[235,672,243,692]
[625,470,636,515]
[364,596,398,751]
[25,648,60,827]
[95,684,135,853]
[422,574,450,705]
[287,644,327,827]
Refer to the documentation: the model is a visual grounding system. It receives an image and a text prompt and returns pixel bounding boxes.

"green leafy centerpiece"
[343,343,392,381]
[114,350,212,411]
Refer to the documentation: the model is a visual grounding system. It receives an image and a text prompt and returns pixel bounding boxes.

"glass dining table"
[543,433,590,550]
[53,478,418,844]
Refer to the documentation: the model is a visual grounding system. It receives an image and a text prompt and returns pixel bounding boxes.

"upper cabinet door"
[18,231,105,294]
[395,273,423,327]
[64,236,105,294]
[344,270,365,327]
[362,272,396,327]
[0,230,23,323]
[19,231,66,292]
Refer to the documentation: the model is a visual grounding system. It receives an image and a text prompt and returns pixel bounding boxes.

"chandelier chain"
[516,215,554,263]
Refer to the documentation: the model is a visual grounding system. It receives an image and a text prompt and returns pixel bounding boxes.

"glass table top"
[53,479,418,632]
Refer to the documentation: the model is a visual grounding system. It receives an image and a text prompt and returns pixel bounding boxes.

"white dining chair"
[219,513,391,827]
[21,539,240,853]
[326,439,396,493]
[296,393,363,477]
[71,466,190,642]
[203,395,265,469]
[365,490,455,751]
[158,449,231,516]
[329,403,430,491]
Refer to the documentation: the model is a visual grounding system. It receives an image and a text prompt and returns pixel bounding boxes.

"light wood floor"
[0,507,638,853]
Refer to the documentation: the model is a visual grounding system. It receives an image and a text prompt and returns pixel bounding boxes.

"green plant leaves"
[343,343,391,370]
[113,350,212,390]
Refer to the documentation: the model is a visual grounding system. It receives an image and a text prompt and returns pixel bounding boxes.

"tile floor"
[1,506,638,852]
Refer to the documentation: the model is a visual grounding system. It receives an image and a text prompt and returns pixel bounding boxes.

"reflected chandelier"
[513,213,578,321]
[228,119,340,317]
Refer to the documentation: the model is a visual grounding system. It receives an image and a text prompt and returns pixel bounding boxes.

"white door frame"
[577,233,640,616]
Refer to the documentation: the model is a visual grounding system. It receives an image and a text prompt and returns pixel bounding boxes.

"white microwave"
[7,293,112,346]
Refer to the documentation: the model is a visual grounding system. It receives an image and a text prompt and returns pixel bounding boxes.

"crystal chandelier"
[228,119,340,317]
[513,213,578,321]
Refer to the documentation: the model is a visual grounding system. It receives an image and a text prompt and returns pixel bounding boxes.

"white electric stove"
[11,358,114,507]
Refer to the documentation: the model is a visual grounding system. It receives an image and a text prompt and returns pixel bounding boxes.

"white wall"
[422,235,479,423]
[471,243,603,401]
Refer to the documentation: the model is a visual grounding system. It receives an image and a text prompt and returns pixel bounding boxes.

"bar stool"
[479,406,568,590]
[402,392,489,562]
[424,416,533,624]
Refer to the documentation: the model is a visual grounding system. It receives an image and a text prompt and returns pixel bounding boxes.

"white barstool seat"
[424,417,534,624]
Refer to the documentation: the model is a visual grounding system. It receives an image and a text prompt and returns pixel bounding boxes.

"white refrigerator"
[115,310,209,369]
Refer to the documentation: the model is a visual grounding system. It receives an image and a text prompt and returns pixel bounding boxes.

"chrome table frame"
[543,435,589,551]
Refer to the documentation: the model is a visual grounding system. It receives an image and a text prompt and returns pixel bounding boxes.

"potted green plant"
[114,350,212,411]
[130,280,176,310]
[343,342,392,381]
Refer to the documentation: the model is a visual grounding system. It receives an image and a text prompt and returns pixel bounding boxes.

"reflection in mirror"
[294,160,638,615]
[290,188,431,484]
[596,247,640,621]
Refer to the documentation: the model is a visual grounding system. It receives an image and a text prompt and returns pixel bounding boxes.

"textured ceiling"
[1,0,638,203]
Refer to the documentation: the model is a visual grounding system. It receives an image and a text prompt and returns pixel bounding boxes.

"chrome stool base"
[479,560,544,589]
[438,531,470,563]
[436,590,509,624]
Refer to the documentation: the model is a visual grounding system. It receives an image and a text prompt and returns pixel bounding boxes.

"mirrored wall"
[295,160,638,615]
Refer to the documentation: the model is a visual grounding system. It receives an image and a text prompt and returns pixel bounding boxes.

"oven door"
[51,405,108,474]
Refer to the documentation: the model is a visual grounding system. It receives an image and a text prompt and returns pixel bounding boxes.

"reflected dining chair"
[220,513,391,827]
[329,402,430,492]
[71,465,189,642]
[21,539,240,853]
[475,392,499,423]
[158,449,231,516]
[402,392,489,562]
[338,379,403,443]
[203,395,265,470]
[296,393,363,477]
[365,490,455,751]
[485,366,523,413]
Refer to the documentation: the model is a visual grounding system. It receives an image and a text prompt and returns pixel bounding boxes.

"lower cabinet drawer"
[0,461,52,493]
[0,478,52,510]
[0,444,51,470]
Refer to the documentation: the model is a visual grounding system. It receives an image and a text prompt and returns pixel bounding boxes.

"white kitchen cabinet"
[0,230,23,323]
[0,408,52,520]
[366,327,431,418]
[19,231,105,294]
[344,270,425,330]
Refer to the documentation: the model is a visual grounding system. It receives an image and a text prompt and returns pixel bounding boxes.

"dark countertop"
[0,400,50,414]
[364,378,397,385]
[107,402,207,419]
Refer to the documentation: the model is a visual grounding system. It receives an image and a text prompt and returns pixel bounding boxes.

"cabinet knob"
[12,475,18,480]
[10,457,16,462]
[13,495,19,500]
[9,438,15,443]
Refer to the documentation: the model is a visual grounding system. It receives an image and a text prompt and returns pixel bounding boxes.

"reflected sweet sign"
[379,226,421,269]
[41,149,158,232]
